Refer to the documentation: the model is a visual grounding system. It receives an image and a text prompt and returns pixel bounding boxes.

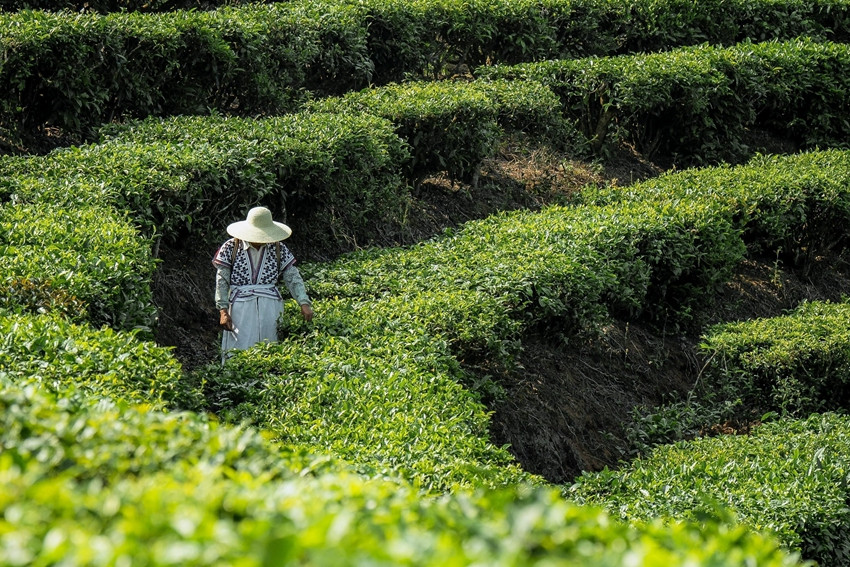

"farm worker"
[213,206,313,363]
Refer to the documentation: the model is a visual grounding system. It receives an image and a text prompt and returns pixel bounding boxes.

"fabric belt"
[230,284,282,303]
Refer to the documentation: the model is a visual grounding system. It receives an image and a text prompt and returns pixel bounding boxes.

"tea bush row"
[480,38,850,164]
[206,296,534,492]
[0,372,330,486]
[0,2,372,148]
[0,371,804,565]
[4,0,848,74]
[0,202,155,328]
[216,149,846,490]
[360,0,849,84]
[0,325,806,565]
[0,453,804,565]
[305,78,568,185]
[625,300,850,457]
[0,312,187,407]
[570,413,850,566]
[2,112,408,247]
[579,149,850,272]
[303,198,743,345]
[2,79,563,248]
[699,299,850,421]
[305,149,850,353]
[3,0,849,150]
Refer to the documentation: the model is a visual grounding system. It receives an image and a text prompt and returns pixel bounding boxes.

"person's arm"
[281,265,313,321]
[215,265,234,330]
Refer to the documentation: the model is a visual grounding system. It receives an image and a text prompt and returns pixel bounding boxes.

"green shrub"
[623,0,850,51]
[0,445,806,566]
[0,313,188,407]
[580,149,850,272]
[0,3,371,147]
[571,413,850,566]
[2,112,409,248]
[307,80,500,185]
[306,78,571,184]
[305,198,744,341]
[361,0,848,84]
[0,374,331,485]
[480,39,850,164]
[203,295,532,492]
[0,203,155,329]
[699,300,850,420]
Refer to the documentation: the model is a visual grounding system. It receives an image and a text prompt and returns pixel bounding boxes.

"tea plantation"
[2,0,850,564]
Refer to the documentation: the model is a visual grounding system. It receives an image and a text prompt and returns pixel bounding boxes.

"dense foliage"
[2,112,409,249]
[3,0,848,151]
[481,38,850,163]
[0,203,154,328]
[306,79,568,185]
[580,149,850,272]
[571,413,850,566]
[0,313,185,406]
[3,0,850,563]
[700,300,850,419]
[0,2,372,147]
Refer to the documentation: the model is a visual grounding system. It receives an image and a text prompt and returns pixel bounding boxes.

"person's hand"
[301,303,314,322]
[219,309,234,331]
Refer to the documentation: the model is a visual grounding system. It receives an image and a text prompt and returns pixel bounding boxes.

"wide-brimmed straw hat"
[226,207,292,243]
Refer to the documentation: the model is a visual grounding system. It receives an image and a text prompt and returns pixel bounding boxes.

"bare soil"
[152,140,850,485]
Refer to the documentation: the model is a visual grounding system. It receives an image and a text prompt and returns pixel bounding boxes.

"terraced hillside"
[2,0,850,564]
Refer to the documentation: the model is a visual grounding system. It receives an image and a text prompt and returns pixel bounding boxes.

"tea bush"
[699,300,850,420]
[0,203,154,328]
[358,0,849,83]
[307,80,499,186]
[571,413,850,566]
[3,0,848,150]
[0,374,331,484]
[306,79,568,185]
[0,449,805,566]
[480,38,850,163]
[0,2,371,147]
[205,294,532,492]
[0,313,186,407]
[2,368,804,567]
[305,197,744,342]
[580,149,850,272]
[2,112,409,247]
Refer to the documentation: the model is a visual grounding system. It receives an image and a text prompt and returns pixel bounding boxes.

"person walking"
[213,206,313,362]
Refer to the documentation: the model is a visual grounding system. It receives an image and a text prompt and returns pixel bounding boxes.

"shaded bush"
[306,79,569,185]
[2,112,409,249]
[700,300,850,420]
[0,3,371,148]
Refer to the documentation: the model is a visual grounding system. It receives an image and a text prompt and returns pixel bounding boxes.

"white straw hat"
[226,207,292,243]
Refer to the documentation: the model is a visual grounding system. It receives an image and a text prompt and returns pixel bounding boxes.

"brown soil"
[151,139,850,485]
